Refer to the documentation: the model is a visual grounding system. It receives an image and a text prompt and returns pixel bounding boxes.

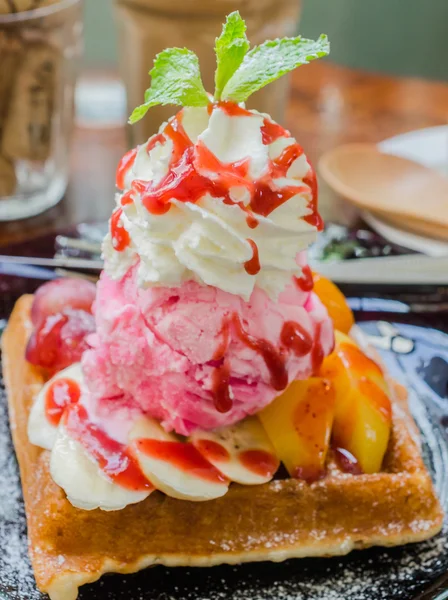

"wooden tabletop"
[0,61,447,247]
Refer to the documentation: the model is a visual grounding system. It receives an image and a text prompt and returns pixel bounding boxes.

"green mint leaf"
[129,48,209,124]
[221,34,330,103]
[214,11,250,101]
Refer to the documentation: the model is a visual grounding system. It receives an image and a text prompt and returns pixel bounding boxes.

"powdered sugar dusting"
[0,378,42,599]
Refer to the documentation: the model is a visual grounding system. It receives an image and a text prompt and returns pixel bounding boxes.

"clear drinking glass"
[115,0,302,145]
[0,0,83,221]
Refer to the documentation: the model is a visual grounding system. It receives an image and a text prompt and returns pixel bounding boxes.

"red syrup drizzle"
[244,239,260,275]
[333,447,363,475]
[116,147,137,190]
[239,450,279,478]
[280,321,313,357]
[246,212,259,228]
[232,315,288,392]
[63,404,152,492]
[120,102,322,231]
[217,101,288,148]
[250,140,312,219]
[303,169,323,231]
[213,101,254,117]
[294,264,314,292]
[210,310,325,411]
[213,320,230,361]
[146,132,165,153]
[120,190,134,206]
[210,321,233,413]
[136,439,227,484]
[194,439,230,462]
[110,208,131,251]
[271,143,304,176]
[261,118,289,145]
[45,378,81,426]
[211,361,232,413]
[293,465,326,484]
[311,322,325,375]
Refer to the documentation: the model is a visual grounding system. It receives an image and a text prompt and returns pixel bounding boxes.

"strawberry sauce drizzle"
[272,143,304,176]
[45,378,81,427]
[239,449,279,478]
[120,190,134,206]
[232,315,288,391]
[311,322,325,374]
[213,320,230,361]
[146,132,165,153]
[213,101,253,117]
[164,115,191,163]
[333,447,363,475]
[246,212,259,228]
[195,439,230,462]
[293,465,326,484]
[280,321,313,357]
[261,118,289,145]
[64,404,152,492]
[119,103,321,231]
[303,169,323,231]
[250,183,299,218]
[244,239,260,275]
[110,208,131,252]
[211,361,232,413]
[116,148,137,190]
[137,439,227,484]
[210,311,326,405]
[295,265,314,292]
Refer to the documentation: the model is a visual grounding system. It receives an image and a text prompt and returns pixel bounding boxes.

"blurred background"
[84,0,448,80]
[0,0,446,263]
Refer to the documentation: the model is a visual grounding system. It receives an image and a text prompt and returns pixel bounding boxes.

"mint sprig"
[214,11,250,101]
[129,48,209,124]
[221,35,330,103]
[129,12,329,124]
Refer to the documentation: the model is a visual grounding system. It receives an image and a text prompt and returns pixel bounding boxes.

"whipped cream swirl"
[103,104,319,301]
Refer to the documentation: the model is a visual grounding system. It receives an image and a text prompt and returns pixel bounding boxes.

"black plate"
[0,319,447,600]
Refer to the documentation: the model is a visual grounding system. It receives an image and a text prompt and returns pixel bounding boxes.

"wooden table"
[0,61,447,246]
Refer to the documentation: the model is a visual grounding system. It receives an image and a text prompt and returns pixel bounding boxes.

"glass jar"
[0,0,83,221]
[114,0,302,145]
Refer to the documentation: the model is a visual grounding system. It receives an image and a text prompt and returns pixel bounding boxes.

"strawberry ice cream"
[82,102,336,435]
[83,262,333,435]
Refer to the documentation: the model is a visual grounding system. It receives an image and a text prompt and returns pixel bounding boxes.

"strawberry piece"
[26,309,95,374]
[31,279,96,328]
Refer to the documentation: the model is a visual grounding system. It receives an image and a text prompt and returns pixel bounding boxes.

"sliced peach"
[258,378,335,482]
[313,273,355,334]
[319,333,392,474]
[321,330,387,394]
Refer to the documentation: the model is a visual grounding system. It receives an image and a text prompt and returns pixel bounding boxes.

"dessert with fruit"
[2,12,442,600]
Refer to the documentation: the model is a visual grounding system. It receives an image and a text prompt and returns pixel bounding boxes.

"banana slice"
[50,423,151,511]
[28,363,84,450]
[190,416,279,485]
[130,418,229,501]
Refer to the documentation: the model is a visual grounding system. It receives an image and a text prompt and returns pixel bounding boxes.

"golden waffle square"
[2,295,443,600]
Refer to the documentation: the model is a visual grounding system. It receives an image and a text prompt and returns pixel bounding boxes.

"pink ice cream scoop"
[82,264,334,436]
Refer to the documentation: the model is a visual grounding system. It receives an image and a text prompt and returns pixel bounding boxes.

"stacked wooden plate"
[319,137,448,242]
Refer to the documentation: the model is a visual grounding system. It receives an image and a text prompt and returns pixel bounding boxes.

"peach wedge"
[320,331,392,474]
[313,273,355,334]
[259,378,335,482]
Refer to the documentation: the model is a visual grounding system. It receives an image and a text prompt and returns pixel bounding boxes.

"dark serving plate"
[0,230,448,600]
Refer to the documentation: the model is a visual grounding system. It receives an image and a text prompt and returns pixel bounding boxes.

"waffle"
[2,295,443,600]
